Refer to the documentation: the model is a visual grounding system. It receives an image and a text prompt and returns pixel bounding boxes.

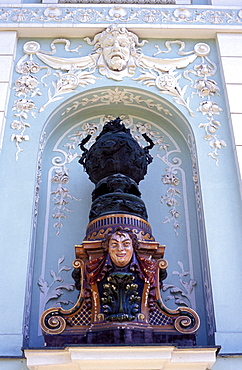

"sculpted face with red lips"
[108,231,134,267]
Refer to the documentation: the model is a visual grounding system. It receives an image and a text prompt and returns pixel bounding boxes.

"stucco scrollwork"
[1,6,242,25]
[51,167,81,235]
[32,25,199,85]
[38,255,75,310]
[61,88,172,117]
[184,46,226,165]
[11,25,224,163]
[162,261,197,309]
[160,165,181,236]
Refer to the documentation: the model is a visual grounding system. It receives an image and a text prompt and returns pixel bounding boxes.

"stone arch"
[26,86,215,347]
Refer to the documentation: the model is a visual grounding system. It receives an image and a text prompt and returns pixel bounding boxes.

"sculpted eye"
[104,40,113,48]
[110,242,118,248]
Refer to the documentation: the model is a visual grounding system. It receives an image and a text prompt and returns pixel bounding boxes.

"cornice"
[0,4,242,38]
[24,346,219,370]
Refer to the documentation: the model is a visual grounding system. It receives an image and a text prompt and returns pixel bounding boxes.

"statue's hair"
[84,25,146,54]
[102,226,139,251]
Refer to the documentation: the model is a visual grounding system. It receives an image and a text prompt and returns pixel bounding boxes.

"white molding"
[0,5,242,39]
[211,0,242,5]
[0,31,17,151]
[56,0,192,4]
[2,0,22,3]
[25,346,218,370]
[217,32,242,181]
[42,0,58,3]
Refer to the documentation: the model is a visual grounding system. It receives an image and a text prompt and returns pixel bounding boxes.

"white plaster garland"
[1,5,242,25]
[61,88,173,117]
[51,167,81,235]
[160,164,181,236]
[11,26,225,164]
[135,68,194,117]
[184,49,226,165]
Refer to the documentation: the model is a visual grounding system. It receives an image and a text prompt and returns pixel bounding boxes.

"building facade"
[0,0,242,369]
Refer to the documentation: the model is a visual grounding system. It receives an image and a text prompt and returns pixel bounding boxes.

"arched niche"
[26,86,215,347]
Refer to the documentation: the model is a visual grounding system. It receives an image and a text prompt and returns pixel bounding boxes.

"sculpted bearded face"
[101,34,131,72]
[108,231,134,267]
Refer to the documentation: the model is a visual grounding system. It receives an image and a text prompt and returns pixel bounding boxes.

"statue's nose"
[113,41,121,51]
[117,243,124,250]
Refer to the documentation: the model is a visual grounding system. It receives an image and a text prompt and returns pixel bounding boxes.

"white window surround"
[0,31,17,151]
[24,346,218,370]
[211,0,242,5]
[2,0,22,3]
[217,33,242,180]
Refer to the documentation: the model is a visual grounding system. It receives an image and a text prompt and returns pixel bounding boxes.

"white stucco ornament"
[108,6,128,19]
[24,25,208,119]
[29,25,199,82]
[156,74,176,90]
[23,41,41,54]
[194,43,210,57]
[43,7,63,19]
[11,24,225,164]
[173,8,193,20]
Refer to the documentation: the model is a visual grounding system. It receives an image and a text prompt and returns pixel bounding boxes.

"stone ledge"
[24,346,218,370]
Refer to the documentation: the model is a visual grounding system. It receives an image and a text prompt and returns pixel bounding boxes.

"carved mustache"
[110,53,125,60]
